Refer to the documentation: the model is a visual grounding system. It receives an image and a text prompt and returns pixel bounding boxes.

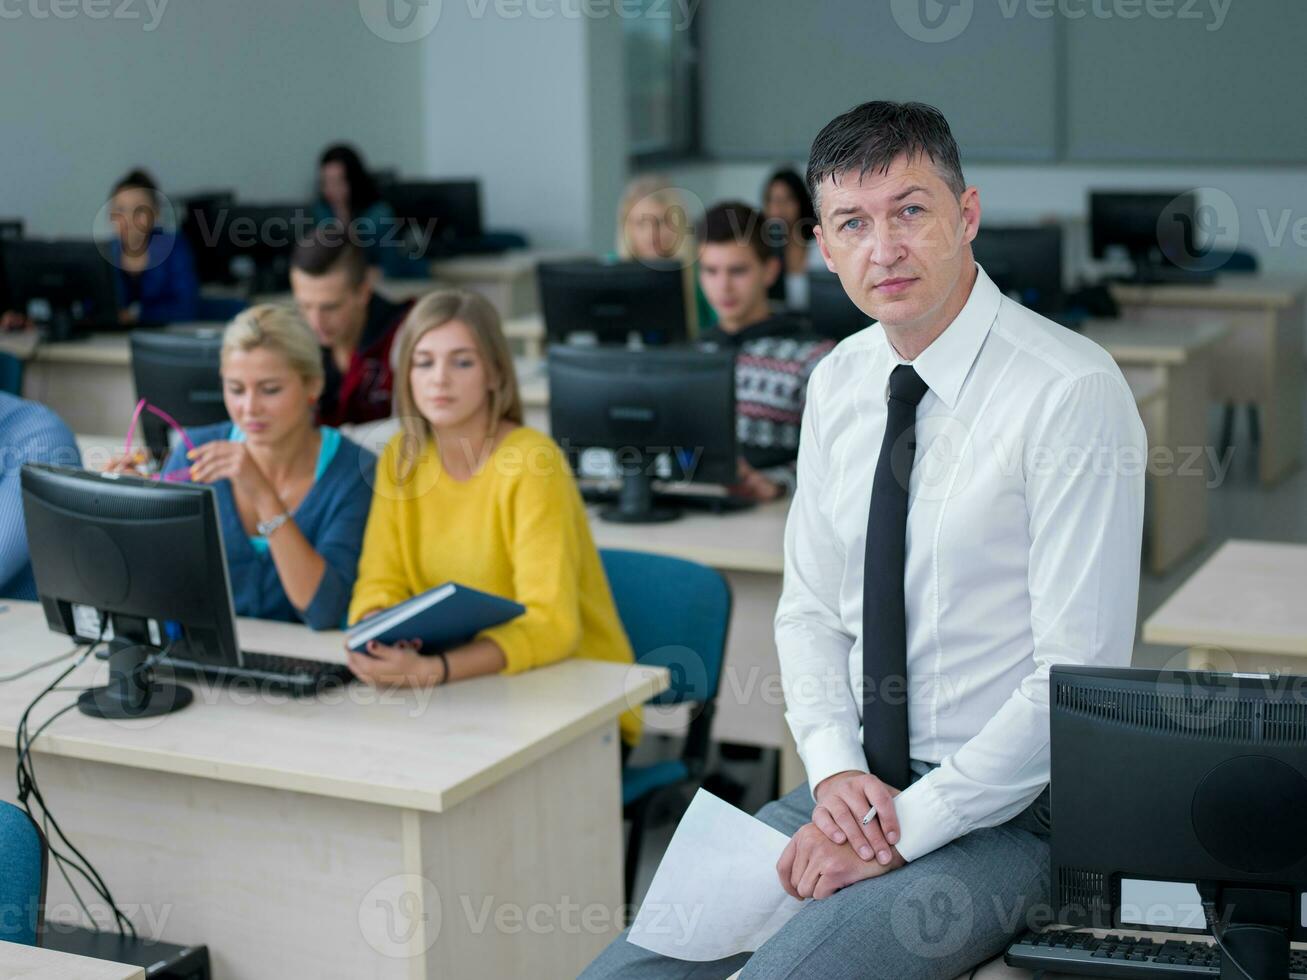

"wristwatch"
[256,512,292,538]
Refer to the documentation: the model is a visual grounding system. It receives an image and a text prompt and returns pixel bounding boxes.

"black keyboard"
[164,650,354,696]
[580,485,756,514]
[1006,929,1307,978]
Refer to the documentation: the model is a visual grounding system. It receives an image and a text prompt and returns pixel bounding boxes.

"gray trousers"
[581,778,1051,980]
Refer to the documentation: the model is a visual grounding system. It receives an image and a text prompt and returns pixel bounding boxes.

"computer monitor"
[217,202,314,293]
[1049,664,1307,978]
[0,239,119,341]
[972,225,1065,317]
[18,464,261,718]
[0,219,23,242]
[179,190,237,284]
[130,326,228,460]
[808,270,871,342]
[547,345,736,523]
[538,260,689,347]
[385,180,484,256]
[1089,190,1203,282]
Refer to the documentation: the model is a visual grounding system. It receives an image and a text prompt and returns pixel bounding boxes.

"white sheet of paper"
[626,789,807,961]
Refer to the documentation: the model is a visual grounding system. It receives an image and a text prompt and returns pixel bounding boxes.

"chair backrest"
[0,351,23,396]
[0,801,46,945]
[599,549,731,709]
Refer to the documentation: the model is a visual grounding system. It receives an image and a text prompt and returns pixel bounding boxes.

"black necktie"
[862,363,929,790]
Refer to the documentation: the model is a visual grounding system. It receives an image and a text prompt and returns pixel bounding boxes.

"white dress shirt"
[775,264,1146,863]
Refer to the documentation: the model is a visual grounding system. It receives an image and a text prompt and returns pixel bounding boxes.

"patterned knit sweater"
[700,314,836,490]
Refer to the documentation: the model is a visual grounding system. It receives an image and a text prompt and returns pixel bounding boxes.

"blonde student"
[346,289,641,749]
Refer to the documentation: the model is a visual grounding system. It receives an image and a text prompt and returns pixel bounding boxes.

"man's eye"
[842,218,862,232]
[903,205,924,217]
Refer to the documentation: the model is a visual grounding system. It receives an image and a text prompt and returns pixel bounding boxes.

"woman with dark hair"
[109,168,200,324]
[762,167,821,311]
[312,143,419,278]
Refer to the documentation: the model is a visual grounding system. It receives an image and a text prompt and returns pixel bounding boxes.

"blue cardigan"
[112,230,200,324]
[162,423,376,629]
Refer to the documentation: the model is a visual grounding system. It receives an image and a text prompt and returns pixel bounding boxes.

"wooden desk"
[1142,539,1307,674]
[1110,275,1306,485]
[430,250,589,321]
[1082,320,1228,574]
[0,601,666,979]
[0,940,143,979]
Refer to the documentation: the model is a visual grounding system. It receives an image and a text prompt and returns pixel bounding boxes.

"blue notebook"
[346,583,525,654]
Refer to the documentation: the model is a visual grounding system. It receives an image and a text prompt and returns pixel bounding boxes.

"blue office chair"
[0,351,24,396]
[600,548,731,905]
[0,801,47,945]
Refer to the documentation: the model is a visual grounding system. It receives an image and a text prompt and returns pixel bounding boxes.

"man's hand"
[812,769,902,865]
[777,822,905,900]
[729,458,783,502]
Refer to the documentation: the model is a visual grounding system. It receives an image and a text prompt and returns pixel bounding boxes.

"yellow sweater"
[349,427,640,746]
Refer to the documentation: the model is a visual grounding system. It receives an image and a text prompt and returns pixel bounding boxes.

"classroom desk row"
[0,601,666,979]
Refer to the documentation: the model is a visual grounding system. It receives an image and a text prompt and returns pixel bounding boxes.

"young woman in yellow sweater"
[346,289,641,749]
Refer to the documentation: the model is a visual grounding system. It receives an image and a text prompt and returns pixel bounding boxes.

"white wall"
[0,1,427,236]
[419,2,627,253]
[663,160,1307,279]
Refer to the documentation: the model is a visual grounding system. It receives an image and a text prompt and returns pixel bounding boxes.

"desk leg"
[0,724,623,980]
[1146,357,1210,575]
[1261,298,1305,486]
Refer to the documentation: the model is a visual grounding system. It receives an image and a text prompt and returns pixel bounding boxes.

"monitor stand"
[601,468,680,524]
[77,639,193,719]
[1201,883,1291,980]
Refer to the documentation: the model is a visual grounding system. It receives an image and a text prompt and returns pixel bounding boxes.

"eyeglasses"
[124,398,197,483]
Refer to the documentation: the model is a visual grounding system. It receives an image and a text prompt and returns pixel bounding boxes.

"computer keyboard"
[1006,929,1307,978]
[580,485,756,514]
[165,650,355,696]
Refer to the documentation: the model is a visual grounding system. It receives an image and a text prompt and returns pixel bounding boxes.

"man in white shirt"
[583,101,1145,979]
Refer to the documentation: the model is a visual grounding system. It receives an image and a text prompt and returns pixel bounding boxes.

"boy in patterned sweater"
[697,201,835,500]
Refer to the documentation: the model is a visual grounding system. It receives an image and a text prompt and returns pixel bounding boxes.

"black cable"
[14,630,138,939]
[1201,893,1259,980]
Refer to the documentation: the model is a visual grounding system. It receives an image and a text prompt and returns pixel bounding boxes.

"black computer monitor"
[1090,191,1203,282]
[0,219,23,242]
[130,327,228,461]
[179,190,237,284]
[0,239,119,341]
[547,345,736,523]
[218,202,313,293]
[385,180,484,256]
[1049,664,1307,978]
[538,260,689,347]
[972,225,1065,317]
[808,269,871,342]
[18,464,260,718]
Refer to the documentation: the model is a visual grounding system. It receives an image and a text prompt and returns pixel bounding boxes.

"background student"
[313,143,423,278]
[110,305,374,629]
[615,173,714,332]
[108,168,200,325]
[0,393,80,600]
[289,233,412,427]
[345,289,641,753]
[762,167,821,311]
[697,201,834,501]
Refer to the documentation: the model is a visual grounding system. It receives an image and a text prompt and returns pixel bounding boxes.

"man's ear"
[763,254,782,289]
[813,225,837,273]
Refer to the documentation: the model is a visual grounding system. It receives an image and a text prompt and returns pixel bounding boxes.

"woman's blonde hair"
[221,304,324,388]
[615,174,697,264]
[391,289,523,482]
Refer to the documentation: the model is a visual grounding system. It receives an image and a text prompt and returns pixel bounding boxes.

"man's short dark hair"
[290,227,369,288]
[805,101,966,218]
[697,201,772,264]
